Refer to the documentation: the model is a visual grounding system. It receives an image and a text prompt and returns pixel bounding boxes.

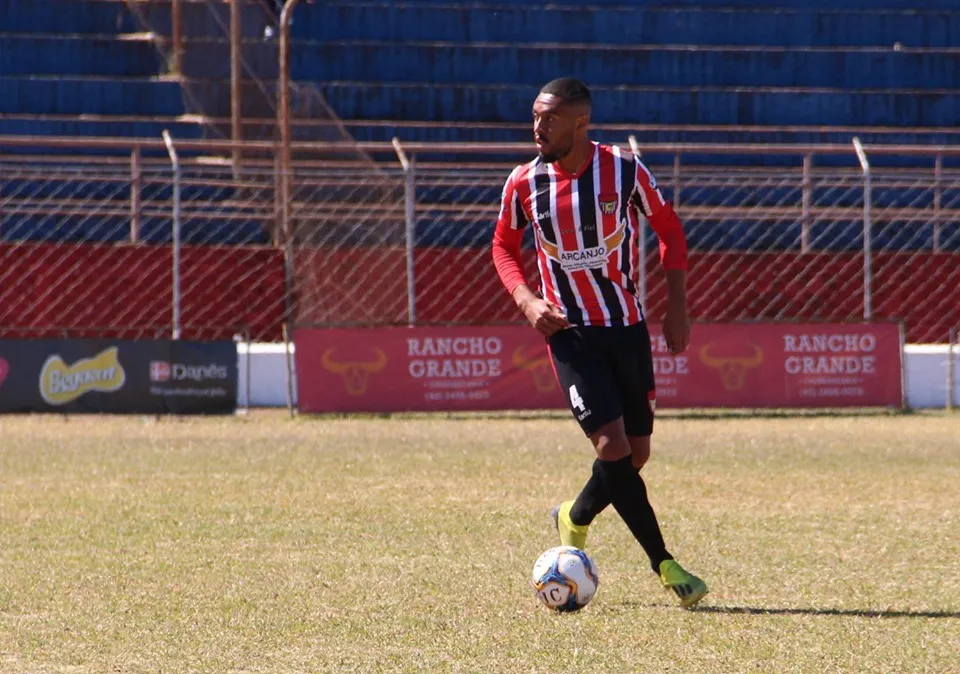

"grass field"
[1,411,958,673]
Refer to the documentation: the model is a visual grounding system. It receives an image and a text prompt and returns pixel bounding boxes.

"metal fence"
[0,136,958,343]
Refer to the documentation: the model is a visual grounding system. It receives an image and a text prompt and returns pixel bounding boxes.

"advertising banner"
[295,326,565,413]
[0,340,237,414]
[294,323,902,413]
[647,322,903,409]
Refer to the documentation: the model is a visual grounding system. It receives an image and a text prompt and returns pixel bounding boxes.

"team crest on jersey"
[598,193,618,215]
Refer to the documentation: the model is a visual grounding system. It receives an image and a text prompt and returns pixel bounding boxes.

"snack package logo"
[39,347,127,405]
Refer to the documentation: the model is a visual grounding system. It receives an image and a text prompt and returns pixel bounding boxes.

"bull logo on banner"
[512,346,557,393]
[321,348,387,396]
[698,343,764,391]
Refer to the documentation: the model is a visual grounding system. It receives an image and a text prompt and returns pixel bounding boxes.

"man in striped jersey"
[492,77,708,608]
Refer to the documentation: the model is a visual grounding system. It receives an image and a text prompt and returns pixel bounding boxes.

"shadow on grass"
[691,605,960,619]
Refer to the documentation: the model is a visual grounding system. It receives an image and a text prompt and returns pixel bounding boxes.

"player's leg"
[586,417,677,576]
[547,326,620,550]
[564,328,656,530]
[616,323,708,607]
[565,433,649,531]
[566,431,706,606]
[549,326,681,576]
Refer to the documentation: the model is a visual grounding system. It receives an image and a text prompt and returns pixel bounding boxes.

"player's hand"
[663,300,690,354]
[521,297,571,337]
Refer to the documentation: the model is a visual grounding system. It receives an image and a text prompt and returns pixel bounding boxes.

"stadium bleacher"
[0,0,957,342]
[2,0,958,146]
[1,1,958,247]
[295,1,960,149]
[1,0,958,249]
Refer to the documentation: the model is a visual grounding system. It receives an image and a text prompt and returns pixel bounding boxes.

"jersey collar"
[551,142,596,180]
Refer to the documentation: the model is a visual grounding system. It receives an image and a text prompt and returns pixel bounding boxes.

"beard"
[538,137,574,164]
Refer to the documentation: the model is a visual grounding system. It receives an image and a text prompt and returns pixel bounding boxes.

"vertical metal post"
[230,0,243,175]
[672,154,681,210]
[162,130,182,340]
[405,159,417,325]
[898,321,908,411]
[130,147,141,243]
[948,327,956,412]
[283,323,296,419]
[278,0,303,246]
[278,0,303,417]
[933,153,942,253]
[393,138,417,325]
[801,154,812,253]
[171,0,182,75]
[853,137,872,320]
[244,329,252,415]
[272,151,282,246]
[628,136,647,312]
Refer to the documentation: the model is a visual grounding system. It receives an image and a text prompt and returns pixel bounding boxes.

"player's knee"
[589,418,630,461]
[629,436,651,470]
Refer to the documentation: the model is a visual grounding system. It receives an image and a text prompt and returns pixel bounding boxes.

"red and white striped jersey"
[492,141,688,327]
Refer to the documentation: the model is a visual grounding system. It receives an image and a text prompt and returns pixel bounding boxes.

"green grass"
[1,412,958,673]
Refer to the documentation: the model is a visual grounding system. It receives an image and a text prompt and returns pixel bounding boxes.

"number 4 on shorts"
[569,385,585,412]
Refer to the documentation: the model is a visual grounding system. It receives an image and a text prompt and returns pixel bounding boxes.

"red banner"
[294,323,903,413]
[647,322,903,409]
[294,326,564,413]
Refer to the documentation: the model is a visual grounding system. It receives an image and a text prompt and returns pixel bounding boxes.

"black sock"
[569,460,608,527]
[568,458,645,527]
[595,455,673,573]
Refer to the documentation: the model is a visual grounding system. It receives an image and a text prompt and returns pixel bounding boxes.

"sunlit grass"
[0,412,957,673]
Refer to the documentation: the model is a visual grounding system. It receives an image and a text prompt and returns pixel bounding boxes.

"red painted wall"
[0,244,286,341]
[0,244,955,343]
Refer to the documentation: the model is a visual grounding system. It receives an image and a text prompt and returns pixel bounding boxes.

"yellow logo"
[538,223,626,272]
[512,346,557,393]
[321,348,387,396]
[698,343,764,391]
[39,347,127,405]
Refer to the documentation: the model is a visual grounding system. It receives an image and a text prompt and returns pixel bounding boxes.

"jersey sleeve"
[491,167,530,295]
[630,159,689,271]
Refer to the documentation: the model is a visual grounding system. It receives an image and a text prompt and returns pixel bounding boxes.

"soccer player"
[491,77,708,608]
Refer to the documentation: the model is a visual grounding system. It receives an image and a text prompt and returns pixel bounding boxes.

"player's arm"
[630,161,690,354]
[492,170,569,337]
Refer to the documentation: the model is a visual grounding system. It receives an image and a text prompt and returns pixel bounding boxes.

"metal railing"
[1,135,958,344]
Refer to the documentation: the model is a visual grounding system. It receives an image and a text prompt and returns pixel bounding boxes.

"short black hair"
[539,77,592,109]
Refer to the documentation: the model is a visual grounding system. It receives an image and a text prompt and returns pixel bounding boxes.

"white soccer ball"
[531,545,599,612]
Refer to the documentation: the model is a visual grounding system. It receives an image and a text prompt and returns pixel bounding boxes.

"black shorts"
[547,322,656,437]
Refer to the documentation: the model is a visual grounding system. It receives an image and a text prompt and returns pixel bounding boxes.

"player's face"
[532,94,584,163]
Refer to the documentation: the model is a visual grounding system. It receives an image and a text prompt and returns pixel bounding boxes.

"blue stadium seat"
[4,0,265,39]
[0,116,205,141]
[139,218,271,246]
[296,2,960,48]
[0,36,162,77]
[341,122,960,148]
[1,0,955,253]
[0,77,187,116]
[368,0,958,7]
[4,0,140,34]
[316,82,960,129]
[294,43,960,90]
[1,214,132,244]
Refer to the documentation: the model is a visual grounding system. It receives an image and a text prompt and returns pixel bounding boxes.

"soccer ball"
[531,545,599,612]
